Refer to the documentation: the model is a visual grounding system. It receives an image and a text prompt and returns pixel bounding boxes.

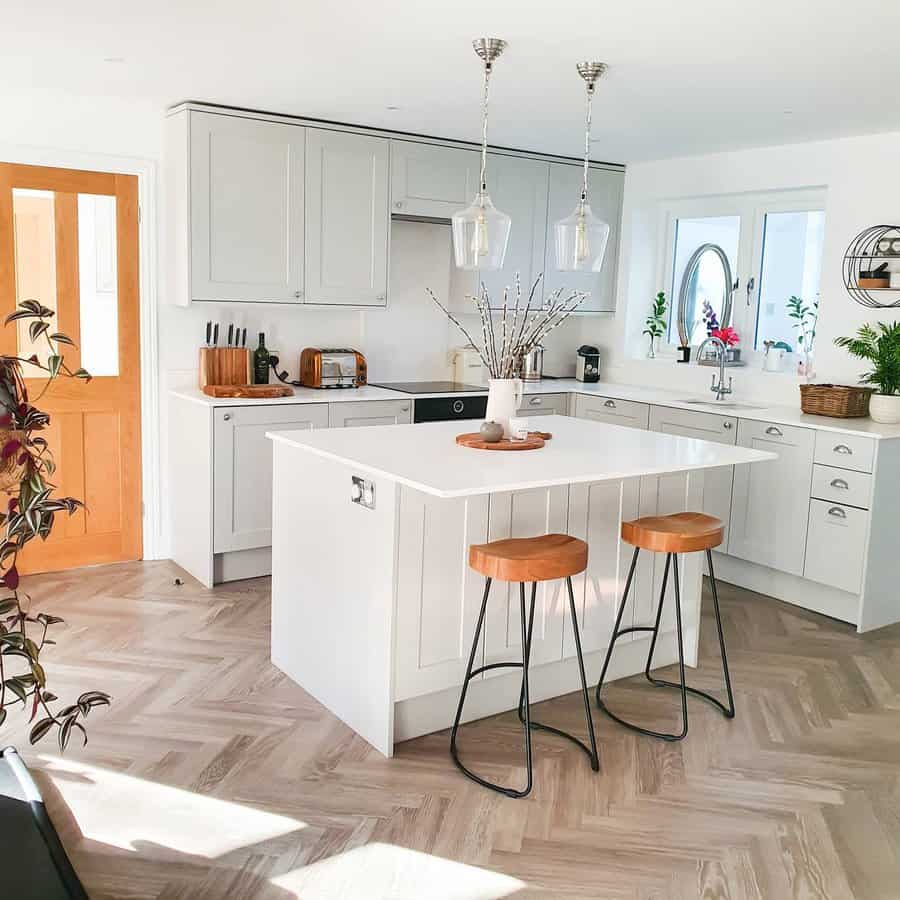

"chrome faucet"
[696,336,733,401]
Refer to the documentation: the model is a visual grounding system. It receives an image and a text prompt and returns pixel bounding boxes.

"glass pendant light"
[555,62,610,272]
[451,38,511,271]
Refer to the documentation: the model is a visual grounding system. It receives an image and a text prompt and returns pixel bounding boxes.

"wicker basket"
[799,384,874,418]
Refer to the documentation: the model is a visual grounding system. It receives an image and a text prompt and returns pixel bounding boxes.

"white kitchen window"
[658,188,826,359]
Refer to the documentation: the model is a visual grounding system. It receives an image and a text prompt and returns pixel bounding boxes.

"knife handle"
[212,324,219,346]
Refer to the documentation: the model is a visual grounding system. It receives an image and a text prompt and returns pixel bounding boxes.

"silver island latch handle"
[765,425,783,437]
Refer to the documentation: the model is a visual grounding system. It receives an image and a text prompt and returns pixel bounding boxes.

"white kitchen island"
[267,415,773,756]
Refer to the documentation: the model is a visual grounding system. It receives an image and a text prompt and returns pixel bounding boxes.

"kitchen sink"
[681,399,768,410]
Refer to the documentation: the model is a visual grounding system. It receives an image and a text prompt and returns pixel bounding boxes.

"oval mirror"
[676,243,734,346]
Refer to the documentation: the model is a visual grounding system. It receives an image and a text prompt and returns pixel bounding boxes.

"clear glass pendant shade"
[451,191,512,271]
[554,200,610,272]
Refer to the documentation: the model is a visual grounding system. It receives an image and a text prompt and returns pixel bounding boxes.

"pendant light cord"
[580,82,594,207]
[479,61,492,195]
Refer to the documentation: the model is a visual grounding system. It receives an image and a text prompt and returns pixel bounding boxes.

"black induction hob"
[371,381,486,394]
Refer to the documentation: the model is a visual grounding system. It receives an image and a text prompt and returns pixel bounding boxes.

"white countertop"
[267,414,775,499]
[171,379,900,439]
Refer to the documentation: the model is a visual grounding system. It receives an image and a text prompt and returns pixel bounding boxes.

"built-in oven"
[413,394,488,423]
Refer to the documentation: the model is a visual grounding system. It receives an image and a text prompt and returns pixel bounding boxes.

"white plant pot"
[868,393,900,424]
[485,378,524,438]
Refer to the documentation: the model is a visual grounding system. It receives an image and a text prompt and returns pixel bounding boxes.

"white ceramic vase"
[485,378,524,438]
[868,393,900,424]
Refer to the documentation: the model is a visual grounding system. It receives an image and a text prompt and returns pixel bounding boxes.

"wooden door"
[212,404,328,554]
[304,129,390,306]
[190,111,306,303]
[729,419,815,575]
[0,163,141,574]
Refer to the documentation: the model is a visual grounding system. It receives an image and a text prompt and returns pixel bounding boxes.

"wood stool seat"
[468,533,588,583]
[622,512,724,554]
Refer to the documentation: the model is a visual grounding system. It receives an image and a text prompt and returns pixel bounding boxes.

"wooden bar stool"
[450,533,599,798]
[595,512,735,742]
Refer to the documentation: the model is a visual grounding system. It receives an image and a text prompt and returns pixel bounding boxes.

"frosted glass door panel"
[78,194,119,376]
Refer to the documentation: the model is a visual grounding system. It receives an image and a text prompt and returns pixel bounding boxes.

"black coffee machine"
[576,345,600,382]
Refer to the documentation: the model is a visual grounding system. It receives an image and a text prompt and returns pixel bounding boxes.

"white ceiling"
[5,0,900,162]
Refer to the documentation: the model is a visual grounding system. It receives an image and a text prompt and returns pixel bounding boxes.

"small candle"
[508,417,530,441]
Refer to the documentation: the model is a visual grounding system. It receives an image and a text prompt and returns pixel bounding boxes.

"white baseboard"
[214,547,271,583]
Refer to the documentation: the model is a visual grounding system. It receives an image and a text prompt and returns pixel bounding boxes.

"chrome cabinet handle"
[376,293,386,301]
[765,426,783,437]
[830,478,849,490]
[294,290,304,299]
[827,506,847,519]
[400,405,410,412]
[223,413,232,422]
[394,200,404,209]
[603,399,616,408]
[529,397,542,405]
[833,444,852,455]
[723,421,733,430]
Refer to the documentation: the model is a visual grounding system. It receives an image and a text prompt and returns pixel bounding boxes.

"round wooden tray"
[455,431,552,451]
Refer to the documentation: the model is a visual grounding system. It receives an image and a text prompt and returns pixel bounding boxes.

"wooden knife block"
[199,347,252,389]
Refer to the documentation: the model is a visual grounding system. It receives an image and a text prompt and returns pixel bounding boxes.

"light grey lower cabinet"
[574,394,650,429]
[728,420,815,575]
[518,392,569,417]
[649,405,737,547]
[213,404,329,553]
[328,400,412,428]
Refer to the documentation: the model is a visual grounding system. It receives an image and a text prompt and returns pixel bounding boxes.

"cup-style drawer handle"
[827,506,848,519]
[765,426,783,437]
[833,444,853,455]
[830,478,849,490]
[529,397,542,405]
[604,399,616,408]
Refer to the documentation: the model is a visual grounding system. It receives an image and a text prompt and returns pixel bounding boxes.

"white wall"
[580,130,900,402]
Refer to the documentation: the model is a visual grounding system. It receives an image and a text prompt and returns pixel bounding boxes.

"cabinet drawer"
[328,399,412,427]
[810,464,872,509]
[814,431,875,473]
[804,500,869,595]
[519,392,568,416]
[574,395,650,430]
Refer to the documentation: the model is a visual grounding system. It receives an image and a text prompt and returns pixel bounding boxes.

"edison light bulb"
[471,211,490,258]
[575,216,590,263]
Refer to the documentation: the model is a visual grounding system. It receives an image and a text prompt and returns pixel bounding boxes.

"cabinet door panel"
[649,405,737,546]
[542,163,624,312]
[475,155,549,308]
[390,141,480,218]
[729,420,815,575]
[305,129,390,306]
[483,487,568,670]
[394,491,489,701]
[190,112,304,302]
[328,400,412,428]
[213,404,328,552]
[804,500,868,595]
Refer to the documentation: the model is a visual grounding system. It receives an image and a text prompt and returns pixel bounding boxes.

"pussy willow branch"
[426,288,491,371]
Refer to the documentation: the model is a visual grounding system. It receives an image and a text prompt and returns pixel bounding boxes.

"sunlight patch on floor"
[270,842,526,899]
[39,755,306,857]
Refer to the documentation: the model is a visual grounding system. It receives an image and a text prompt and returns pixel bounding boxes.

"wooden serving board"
[455,431,552,451]
[202,384,294,399]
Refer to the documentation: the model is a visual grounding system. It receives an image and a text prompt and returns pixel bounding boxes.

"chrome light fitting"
[555,61,610,272]
[451,38,511,271]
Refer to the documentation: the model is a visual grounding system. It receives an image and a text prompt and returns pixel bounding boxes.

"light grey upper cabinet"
[542,162,624,313]
[305,129,390,307]
[390,141,480,219]
[476,155,550,308]
[189,111,305,303]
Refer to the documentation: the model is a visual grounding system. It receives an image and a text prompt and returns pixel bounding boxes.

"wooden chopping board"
[202,384,294,398]
[456,431,552,451]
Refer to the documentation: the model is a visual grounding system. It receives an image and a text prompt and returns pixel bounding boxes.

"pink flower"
[711,326,740,347]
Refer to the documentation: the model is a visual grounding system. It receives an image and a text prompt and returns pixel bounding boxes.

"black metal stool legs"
[516,578,600,771]
[595,548,736,742]
[451,575,599,798]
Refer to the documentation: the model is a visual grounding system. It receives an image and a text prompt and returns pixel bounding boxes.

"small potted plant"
[641,291,667,359]
[710,325,741,363]
[787,295,818,381]
[834,322,900,423]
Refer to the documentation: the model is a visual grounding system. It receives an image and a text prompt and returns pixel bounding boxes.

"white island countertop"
[267,414,775,499]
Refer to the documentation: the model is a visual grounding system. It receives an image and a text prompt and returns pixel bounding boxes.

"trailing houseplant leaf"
[0,300,110,748]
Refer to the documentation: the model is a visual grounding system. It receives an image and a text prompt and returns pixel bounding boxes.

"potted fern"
[0,300,108,898]
[834,322,900,423]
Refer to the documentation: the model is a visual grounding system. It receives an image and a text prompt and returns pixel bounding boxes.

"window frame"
[655,187,827,364]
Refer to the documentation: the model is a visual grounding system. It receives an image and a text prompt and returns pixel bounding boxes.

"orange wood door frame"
[0,163,142,573]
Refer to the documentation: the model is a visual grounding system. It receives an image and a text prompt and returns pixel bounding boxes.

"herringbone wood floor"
[4,561,900,899]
